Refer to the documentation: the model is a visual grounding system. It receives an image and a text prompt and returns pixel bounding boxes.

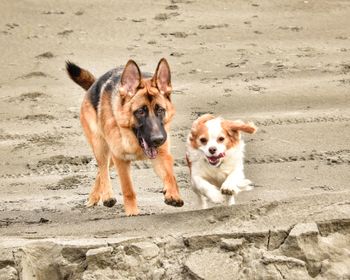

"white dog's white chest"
[194,159,231,186]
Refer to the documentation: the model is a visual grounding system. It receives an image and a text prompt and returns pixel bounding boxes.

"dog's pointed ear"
[223,120,258,136]
[154,58,172,96]
[119,60,141,98]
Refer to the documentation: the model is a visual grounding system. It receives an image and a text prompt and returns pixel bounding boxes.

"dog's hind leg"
[80,97,116,207]
[237,179,254,191]
[112,157,139,216]
[225,195,235,206]
[195,193,208,209]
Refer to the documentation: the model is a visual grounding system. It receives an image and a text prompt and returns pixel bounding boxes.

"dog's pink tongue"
[149,147,158,159]
[218,152,225,158]
[142,138,158,159]
[145,147,158,159]
[207,152,225,165]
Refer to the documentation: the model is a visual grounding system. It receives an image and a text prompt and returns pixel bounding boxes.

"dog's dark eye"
[155,104,165,116]
[134,106,147,117]
[199,137,208,145]
[218,136,225,143]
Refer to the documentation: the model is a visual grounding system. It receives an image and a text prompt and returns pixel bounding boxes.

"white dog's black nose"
[208,147,217,155]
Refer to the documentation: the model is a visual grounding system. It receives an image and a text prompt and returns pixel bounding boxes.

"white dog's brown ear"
[120,60,141,98]
[190,114,215,138]
[223,120,258,135]
[236,121,257,134]
[154,58,172,96]
[189,114,215,147]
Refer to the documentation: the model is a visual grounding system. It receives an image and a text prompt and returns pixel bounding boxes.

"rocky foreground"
[1,192,349,280]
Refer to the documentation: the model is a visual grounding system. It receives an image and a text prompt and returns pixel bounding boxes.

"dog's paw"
[85,200,98,207]
[85,193,100,207]
[221,184,241,196]
[164,189,184,207]
[164,197,184,207]
[103,197,117,208]
[125,207,140,216]
[164,192,184,207]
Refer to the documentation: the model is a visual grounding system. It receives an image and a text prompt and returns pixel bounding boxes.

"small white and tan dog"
[186,114,257,209]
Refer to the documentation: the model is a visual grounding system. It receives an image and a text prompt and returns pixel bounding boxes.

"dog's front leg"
[221,166,245,196]
[192,176,224,205]
[152,151,184,207]
[112,157,139,216]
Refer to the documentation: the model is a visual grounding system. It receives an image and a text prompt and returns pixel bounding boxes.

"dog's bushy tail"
[66,61,96,91]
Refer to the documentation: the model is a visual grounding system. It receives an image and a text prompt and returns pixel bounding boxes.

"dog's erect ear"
[154,58,172,96]
[119,60,141,98]
[223,120,258,135]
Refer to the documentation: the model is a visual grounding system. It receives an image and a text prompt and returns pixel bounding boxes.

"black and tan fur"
[66,59,183,216]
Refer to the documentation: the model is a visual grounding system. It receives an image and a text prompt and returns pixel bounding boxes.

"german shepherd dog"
[66,58,184,215]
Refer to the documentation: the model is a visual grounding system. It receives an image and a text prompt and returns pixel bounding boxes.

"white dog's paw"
[220,184,241,196]
[207,189,225,204]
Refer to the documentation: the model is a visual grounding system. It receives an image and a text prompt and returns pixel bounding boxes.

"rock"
[280,223,323,277]
[154,13,169,21]
[152,268,165,280]
[126,242,159,260]
[261,252,306,267]
[21,241,93,280]
[248,257,310,280]
[316,233,350,279]
[289,223,319,238]
[183,230,268,250]
[317,219,350,235]
[35,51,54,59]
[21,242,64,280]
[124,255,139,268]
[220,238,245,251]
[183,232,220,249]
[278,224,350,279]
[184,249,241,280]
[82,267,123,280]
[164,236,185,252]
[0,266,18,280]
[267,228,290,250]
[1,225,349,280]
[280,223,320,256]
[86,247,114,269]
[0,248,15,266]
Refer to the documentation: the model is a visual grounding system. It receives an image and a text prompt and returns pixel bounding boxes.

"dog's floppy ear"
[222,120,257,136]
[154,58,172,96]
[119,60,141,98]
[189,114,215,142]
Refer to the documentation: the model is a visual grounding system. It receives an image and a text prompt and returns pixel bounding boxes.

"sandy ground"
[0,0,349,241]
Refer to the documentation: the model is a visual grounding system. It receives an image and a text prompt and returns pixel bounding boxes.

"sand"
[0,0,349,278]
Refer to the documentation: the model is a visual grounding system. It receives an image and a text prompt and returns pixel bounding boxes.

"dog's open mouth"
[206,153,225,166]
[140,137,158,159]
